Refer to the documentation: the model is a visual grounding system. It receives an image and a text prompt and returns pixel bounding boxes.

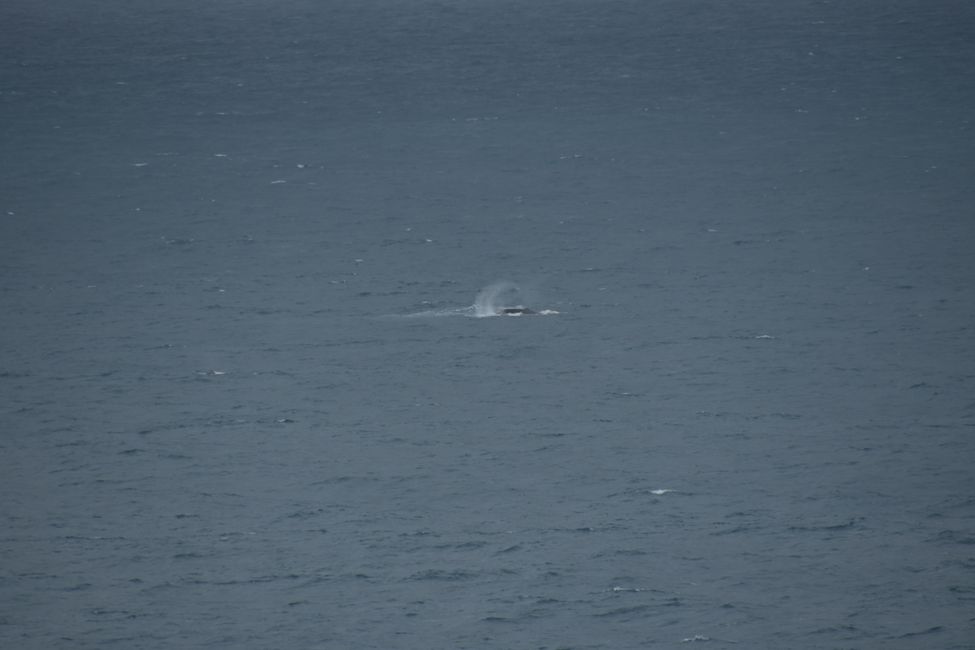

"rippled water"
[2,1,974,648]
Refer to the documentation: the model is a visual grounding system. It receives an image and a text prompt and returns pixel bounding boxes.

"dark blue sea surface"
[2,1,974,648]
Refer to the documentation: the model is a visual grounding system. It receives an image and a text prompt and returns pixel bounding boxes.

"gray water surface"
[2,1,974,648]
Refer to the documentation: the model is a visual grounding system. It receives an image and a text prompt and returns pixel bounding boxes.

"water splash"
[472,280,524,317]
[398,281,557,318]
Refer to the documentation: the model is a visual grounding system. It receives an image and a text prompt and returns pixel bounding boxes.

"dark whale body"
[500,307,536,315]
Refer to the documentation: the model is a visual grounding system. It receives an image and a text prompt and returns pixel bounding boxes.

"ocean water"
[2,1,974,648]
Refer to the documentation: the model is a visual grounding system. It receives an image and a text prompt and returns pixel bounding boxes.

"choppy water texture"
[2,1,974,648]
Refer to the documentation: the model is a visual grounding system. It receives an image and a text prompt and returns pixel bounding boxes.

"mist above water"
[472,280,525,317]
[398,281,543,318]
